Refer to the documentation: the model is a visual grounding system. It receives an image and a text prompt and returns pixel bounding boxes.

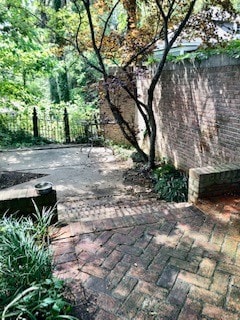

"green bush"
[0,127,51,149]
[153,162,177,178]
[131,151,146,163]
[1,278,75,320]
[153,162,188,202]
[0,217,52,299]
[0,209,77,320]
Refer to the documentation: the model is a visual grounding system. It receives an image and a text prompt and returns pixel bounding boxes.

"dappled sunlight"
[143,57,239,170]
[150,203,240,268]
[2,154,22,166]
[0,146,131,199]
[52,197,240,319]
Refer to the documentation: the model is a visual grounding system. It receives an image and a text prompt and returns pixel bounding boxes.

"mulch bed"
[0,171,46,190]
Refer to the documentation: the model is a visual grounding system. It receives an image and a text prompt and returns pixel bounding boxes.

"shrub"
[1,278,75,320]
[0,216,52,300]
[153,162,188,202]
[131,151,146,163]
[0,208,77,320]
[0,127,51,149]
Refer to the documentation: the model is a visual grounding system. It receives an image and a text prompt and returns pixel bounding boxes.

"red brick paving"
[51,197,240,319]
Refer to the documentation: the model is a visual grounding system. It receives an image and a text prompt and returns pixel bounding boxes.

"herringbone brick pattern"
[51,200,240,320]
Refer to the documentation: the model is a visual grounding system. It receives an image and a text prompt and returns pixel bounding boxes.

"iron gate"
[0,107,101,144]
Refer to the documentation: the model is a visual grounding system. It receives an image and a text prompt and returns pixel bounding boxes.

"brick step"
[53,197,192,239]
[58,193,160,222]
[53,211,161,239]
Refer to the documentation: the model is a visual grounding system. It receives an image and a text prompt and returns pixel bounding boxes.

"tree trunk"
[58,69,70,102]
[49,77,60,103]
[51,0,70,103]
[53,0,66,11]
[148,107,157,169]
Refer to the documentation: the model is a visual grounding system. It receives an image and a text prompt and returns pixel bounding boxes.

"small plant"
[32,201,58,246]
[153,161,188,202]
[2,278,77,320]
[0,208,77,320]
[153,162,177,178]
[0,215,53,300]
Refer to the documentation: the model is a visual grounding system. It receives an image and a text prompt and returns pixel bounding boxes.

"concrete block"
[188,164,240,203]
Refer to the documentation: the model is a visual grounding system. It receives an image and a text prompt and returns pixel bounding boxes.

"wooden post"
[64,107,70,143]
[33,107,39,137]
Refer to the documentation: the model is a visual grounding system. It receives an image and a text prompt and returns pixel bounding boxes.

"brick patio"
[51,198,240,320]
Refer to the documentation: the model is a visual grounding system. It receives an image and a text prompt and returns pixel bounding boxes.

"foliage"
[0,0,238,168]
[106,141,134,160]
[1,278,76,320]
[153,162,177,178]
[31,201,58,246]
[0,209,54,300]
[153,162,188,202]
[0,0,57,106]
[0,0,100,128]
[232,0,240,11]
[0,81,40,104]
[168,39,240,62]
[68,53,101,107]
[0,208,77,320]
[0,126,51,149]
[64,0,238,168]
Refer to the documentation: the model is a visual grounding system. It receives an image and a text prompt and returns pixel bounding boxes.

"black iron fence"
[0,107,100,144]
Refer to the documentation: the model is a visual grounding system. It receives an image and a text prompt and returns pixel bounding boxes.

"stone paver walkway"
[51,197,240,320]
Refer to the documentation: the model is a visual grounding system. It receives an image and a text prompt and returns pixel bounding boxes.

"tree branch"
[99,0,121,51]
[148,0,197,99]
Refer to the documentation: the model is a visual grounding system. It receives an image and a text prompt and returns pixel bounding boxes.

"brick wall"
[137,54,240,170]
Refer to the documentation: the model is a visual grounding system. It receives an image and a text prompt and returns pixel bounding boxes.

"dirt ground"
[0,171,46,190]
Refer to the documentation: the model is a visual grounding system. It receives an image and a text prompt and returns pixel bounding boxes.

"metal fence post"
[33,107,39,137]
[64,107,70,143]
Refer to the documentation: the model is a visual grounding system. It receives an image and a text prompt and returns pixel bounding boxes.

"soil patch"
[123,166,153,188]
[0,171,47,190]
[197,194,240,221]
[122,164,156,197]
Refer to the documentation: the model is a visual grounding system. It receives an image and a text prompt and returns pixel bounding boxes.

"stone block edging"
[188,164,240,203]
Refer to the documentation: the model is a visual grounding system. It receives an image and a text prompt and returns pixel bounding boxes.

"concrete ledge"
[188,164,240,203]
[0,187,58,223]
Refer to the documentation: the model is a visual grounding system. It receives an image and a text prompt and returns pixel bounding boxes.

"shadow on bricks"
[51,200,240,320]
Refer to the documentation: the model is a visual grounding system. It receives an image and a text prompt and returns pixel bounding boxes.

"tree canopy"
[0,0,239,166]
[65,0,238,167]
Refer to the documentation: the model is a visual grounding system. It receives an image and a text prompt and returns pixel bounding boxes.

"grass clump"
[0,207,77,320]
[153,161,188,202]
